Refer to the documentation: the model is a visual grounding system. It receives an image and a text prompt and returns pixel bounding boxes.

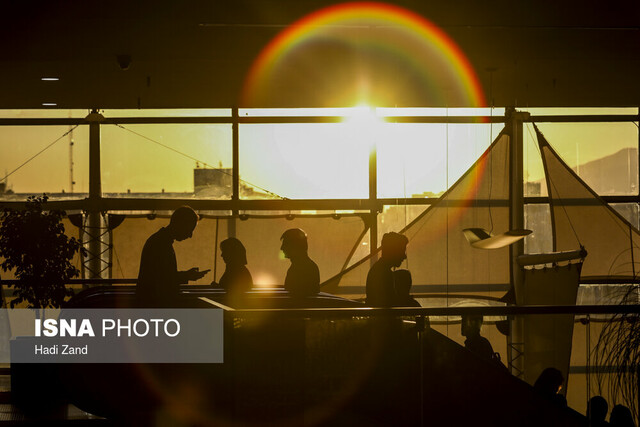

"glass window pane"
[239,124,369,199]
[0,109,89,119]
[240,107,363,117]
[525,121,638,196]
[524,204,553,254]
[377,123,504,198]
[611,203,639,229]
[101,109,231,118]
[524,124,548,197]
[101,124,232,197]
[0,125,89,200]
[377,204,427,239]
[377,107,506,117]
[527,107,637,116]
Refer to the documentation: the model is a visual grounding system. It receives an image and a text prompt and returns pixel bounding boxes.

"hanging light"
[463,228,532,249]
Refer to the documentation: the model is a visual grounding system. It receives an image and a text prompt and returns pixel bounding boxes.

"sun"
[342,104,385,152]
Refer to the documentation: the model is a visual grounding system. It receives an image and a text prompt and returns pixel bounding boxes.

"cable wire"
[0,125,79,183]
[114,124,288,200]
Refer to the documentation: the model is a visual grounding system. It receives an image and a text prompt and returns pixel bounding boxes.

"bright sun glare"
[342,104,384,151]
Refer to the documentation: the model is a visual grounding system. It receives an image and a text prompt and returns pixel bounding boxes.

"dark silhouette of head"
[381,232,408,267]
[168,206,198,241]
[220,237,247,266]
[280,228,308,260]
[587,396,608,424]
[610,404,635,427]
[534,367,564,395]
[461,315,483,337]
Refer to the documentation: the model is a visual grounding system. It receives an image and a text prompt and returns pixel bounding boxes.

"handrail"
[222,304,640,318]
[0,278,137,285]
[1,278,637,293]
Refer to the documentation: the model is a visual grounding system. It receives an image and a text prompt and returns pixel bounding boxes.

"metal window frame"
[0,108,638,270]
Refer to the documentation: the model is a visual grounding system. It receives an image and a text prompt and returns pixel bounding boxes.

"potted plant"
[0,194,84,416]
[592,285,639,424]
[0,195,83,309]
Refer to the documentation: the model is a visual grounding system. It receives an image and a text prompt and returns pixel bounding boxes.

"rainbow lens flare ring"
[242,2,485,107]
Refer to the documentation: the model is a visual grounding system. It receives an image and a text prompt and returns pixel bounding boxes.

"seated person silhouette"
[136,206,209,307]
[366,232,408,307]
[587,395,609,427]
[393,269,421,307]
[281,228,320,297]
[213,237,253,304]
[534,367,567,407]
[461,315,497,362]
[610,404,635,427]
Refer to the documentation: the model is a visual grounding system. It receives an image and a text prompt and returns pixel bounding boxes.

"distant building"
[525,182,541,196]
[194,168,232,197]
[412,191,445,199]
[193,168,271,199]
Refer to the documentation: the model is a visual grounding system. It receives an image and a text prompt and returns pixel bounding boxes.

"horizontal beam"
[528,114,639,123]
[525,195,640,204]
[0,197,378,212]
[223,304,640,318]
[0,114,638,127]
[0,115,508,126]
[1,196,639,212]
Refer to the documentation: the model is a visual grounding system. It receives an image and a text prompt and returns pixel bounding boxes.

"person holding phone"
[136,206,209,307]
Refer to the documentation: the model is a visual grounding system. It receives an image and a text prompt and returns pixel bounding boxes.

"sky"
[0,107,637,200]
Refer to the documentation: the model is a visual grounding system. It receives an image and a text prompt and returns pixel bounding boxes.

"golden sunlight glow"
[0,108,635,200]
[253,272,279,286]
[342,104,384,152]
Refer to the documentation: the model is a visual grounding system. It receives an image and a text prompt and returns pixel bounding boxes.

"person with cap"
[137,206,209,307]
[280,228,320,297]
[366,231,408,307]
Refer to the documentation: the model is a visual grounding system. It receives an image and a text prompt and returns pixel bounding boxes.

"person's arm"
[176,268,209,284]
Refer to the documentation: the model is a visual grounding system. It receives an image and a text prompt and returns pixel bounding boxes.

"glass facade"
[1,108,639,416]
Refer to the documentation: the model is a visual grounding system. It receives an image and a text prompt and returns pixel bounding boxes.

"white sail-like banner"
[536,125,640,282]
[323,128,512,297]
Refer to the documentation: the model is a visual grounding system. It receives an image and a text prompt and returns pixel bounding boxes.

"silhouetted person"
[366,232,408,307]
[393,269,420,307]
[610,405,635,427]
[213,237,253,303]
[461,314,496,362]
[534,367,567,407]
[281,228,320,297]
[588,396,610,427]
[137,206,208,307]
